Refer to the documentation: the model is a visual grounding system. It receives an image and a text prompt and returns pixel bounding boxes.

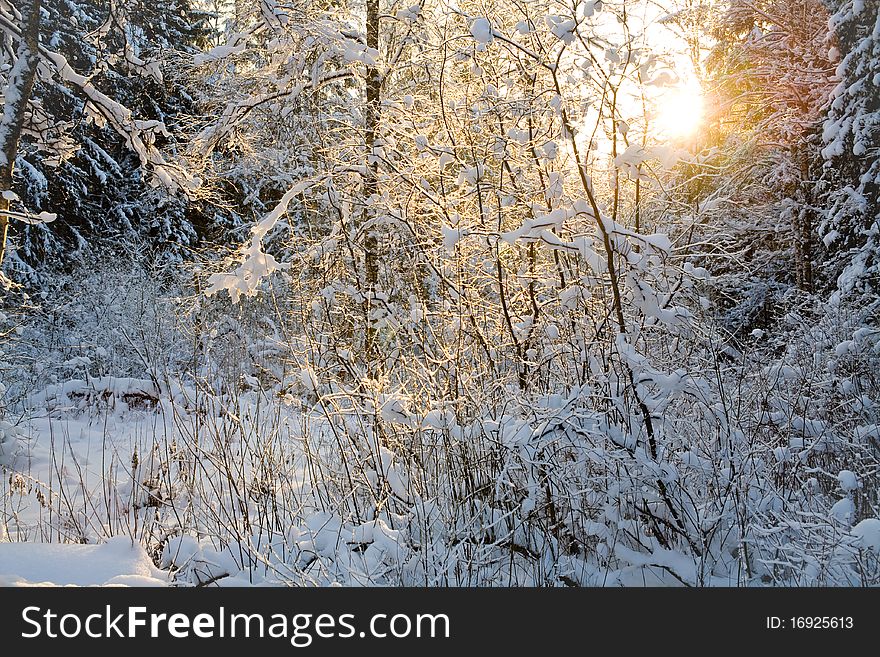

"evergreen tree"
[819,0,880,302]
[0,0,212,281]
[707,0,834,293]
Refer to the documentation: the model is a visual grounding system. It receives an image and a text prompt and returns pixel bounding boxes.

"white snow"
[395,5,421,23]
[379,396,410,425]
[11,209,57,225]
[830,497,855,524]
[837,469,860,492]
[545,15,577,44]
[614,144,650,179]
[441,223,467,252]
[851,518,880,554]
[0,537,168,586]
[470,18,494,45]
[206,180,315,302]
[194,42,247,65]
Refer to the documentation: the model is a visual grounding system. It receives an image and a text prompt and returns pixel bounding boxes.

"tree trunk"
[794,201,814,292]
[363,0,380,358]
[0,0,40,270]
[793,149,814,292]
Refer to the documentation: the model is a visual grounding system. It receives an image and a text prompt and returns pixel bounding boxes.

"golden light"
[653,82,705,140]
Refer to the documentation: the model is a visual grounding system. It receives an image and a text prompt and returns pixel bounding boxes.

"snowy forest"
[0,0,878,587]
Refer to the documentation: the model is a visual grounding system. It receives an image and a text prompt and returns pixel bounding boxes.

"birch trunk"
[0,0,40,269]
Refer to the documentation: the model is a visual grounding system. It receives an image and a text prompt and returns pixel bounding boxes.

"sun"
[653,82,705,140]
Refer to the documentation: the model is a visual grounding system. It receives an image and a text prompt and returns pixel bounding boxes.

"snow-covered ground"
[0,538,167,586]
[0,376,438,587]
[0,379,177,585]
[2,371,878,587]
[0,376,308,586]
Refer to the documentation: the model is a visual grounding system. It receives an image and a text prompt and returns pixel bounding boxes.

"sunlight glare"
[654,82,705,140]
